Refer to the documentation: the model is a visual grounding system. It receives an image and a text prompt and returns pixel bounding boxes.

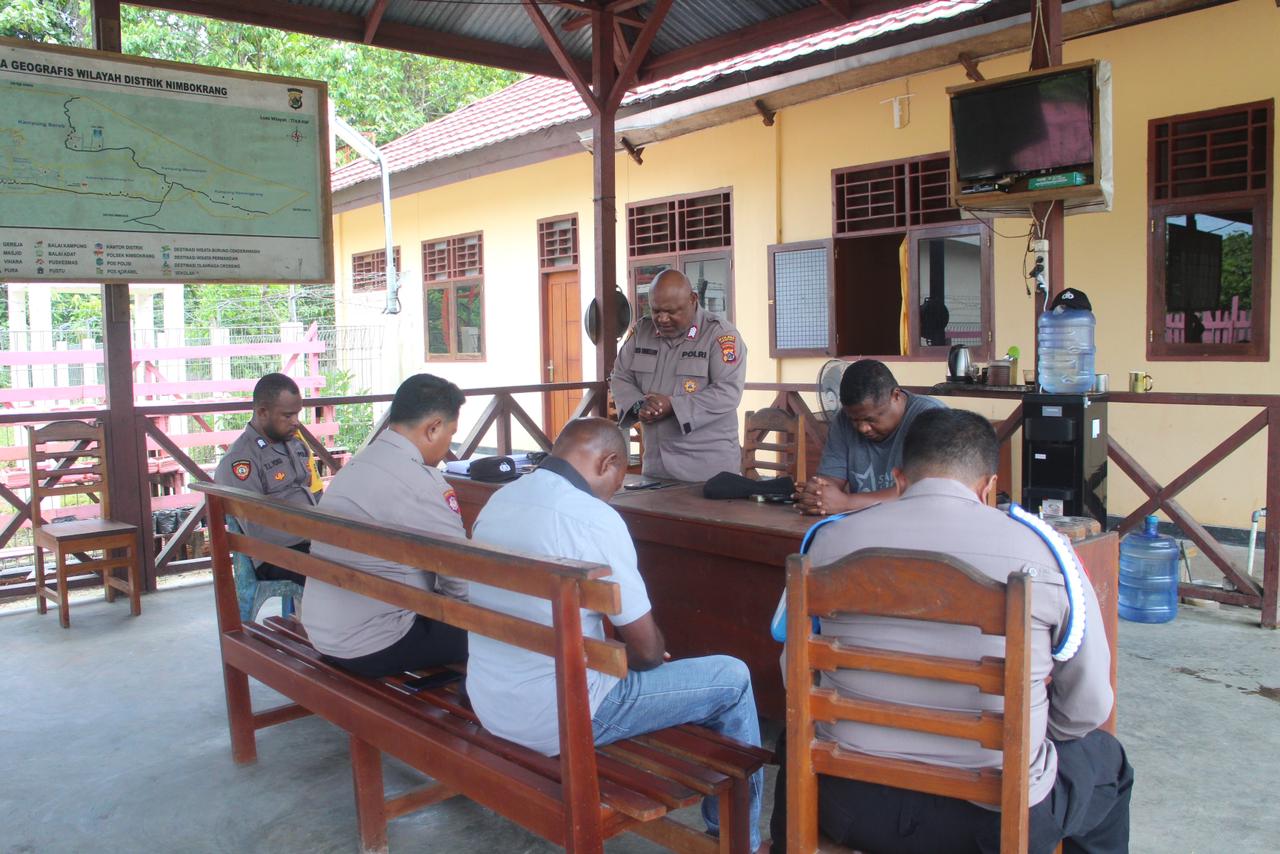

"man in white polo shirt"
[466,418,766,852]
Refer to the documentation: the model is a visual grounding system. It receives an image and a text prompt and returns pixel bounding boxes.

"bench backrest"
[785,547,1033,854]
[194,481,626,849]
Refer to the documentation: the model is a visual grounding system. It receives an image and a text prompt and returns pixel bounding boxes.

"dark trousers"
[254,541,310,587]
[769,728,1133,854]
[326,614,469,679]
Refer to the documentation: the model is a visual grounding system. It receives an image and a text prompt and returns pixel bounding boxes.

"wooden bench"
[195,482,770,854]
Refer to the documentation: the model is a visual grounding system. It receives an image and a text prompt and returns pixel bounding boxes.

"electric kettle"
[947,344,974,382]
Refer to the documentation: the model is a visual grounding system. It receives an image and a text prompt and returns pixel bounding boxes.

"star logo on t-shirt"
[851,461,877,493]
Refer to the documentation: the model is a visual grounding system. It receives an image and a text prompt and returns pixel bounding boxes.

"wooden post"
[94,0,156,590]
[1264,407,1279,628]
[592,9,620,381]
[1030,0,1065,334]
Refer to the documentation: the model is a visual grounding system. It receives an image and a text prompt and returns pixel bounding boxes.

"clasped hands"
[636,393,673,423]
[792,475,844,516]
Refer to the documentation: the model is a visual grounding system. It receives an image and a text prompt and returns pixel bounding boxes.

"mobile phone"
[624,479,662,490]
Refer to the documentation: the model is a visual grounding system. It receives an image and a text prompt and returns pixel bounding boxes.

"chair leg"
[55,549,71,629]
[33,545,47,615]
[104,551,117,603]
[127,545,142,617]
[350,735,389,854]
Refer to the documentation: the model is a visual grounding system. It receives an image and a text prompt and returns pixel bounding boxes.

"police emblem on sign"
[287,87,303,110]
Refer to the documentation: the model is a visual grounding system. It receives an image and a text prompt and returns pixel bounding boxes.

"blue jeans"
[591,655,764,850]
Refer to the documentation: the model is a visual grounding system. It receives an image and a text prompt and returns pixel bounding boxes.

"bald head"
[550,417,629,499]
[649,269,698,337]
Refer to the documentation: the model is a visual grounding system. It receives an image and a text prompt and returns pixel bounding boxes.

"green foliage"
[1219,231,1253,310]
[324,369,373,452]
[0,0,84,43]
[51,291,103,335]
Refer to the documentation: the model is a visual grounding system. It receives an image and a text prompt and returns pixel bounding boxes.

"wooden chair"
[785,547,1033,854]
[28,420,141,629]
[226,516,300,622]
[742,407,806,482]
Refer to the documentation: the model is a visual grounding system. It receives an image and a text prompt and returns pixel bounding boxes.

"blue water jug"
[1118,515,1180,623]
[1037,306,1096,394]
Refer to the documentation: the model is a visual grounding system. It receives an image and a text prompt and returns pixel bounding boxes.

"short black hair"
[253,373,300,408]
[388,373,465,425]
[901,408,998,484]
[840,359,898,406]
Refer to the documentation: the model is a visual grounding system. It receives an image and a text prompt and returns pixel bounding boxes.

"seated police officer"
[771,409,1132,854]
[214,373,321,586]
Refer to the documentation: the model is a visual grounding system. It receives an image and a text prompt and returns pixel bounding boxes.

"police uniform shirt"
[816,391,944,493]
[466,458,652,756]
[610,307,747,482]
[804,477,1113,808]
[213,423,320,561]
[302,429,468,660]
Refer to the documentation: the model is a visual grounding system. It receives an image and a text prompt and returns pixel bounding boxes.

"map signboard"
[0,38,332,284]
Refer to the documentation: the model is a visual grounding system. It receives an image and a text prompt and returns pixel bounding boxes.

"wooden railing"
[4,379,1275,628]
[745,382,1279,628]
[0,382,608,601]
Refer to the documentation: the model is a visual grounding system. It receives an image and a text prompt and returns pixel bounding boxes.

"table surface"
[447,473,1118,728]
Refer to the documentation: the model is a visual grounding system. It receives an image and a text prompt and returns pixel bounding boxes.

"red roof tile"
[331,0,992,192]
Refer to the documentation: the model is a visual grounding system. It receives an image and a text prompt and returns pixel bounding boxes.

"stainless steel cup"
[1092,373,1109,394]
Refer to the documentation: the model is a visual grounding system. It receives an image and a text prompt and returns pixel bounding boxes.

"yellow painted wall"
[333,0,1280,527]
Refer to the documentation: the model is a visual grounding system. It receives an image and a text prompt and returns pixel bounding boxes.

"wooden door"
[542,270,582,438]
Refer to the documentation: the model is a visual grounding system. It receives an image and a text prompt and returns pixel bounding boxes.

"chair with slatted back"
[742,407,806,483]
[27,420,141,629]
[785,547,1033,854]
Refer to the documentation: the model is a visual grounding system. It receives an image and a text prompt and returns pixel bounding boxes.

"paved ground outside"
[2,576,1277,853]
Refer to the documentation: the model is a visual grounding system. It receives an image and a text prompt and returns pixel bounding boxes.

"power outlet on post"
[1030,238,1050,297]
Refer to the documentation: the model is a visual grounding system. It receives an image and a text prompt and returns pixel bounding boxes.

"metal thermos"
[947,344,974,380]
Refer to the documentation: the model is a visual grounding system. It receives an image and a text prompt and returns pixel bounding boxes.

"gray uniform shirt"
[213,423,320,562]
[804,478,1113,808]
[302,429,468,659]
[817,392,944,492]
[610,307,747,482]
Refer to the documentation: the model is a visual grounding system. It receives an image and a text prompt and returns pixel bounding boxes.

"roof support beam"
[363,0,390,44]
[565,12,644,31]
[958,51,984,81]
[133,0,580,79]
[523,0,600,113]
[606,0,671,112]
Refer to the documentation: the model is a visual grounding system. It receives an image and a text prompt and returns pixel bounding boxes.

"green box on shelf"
[1027,172,1089,190]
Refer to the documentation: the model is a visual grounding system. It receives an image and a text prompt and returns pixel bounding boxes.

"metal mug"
[1129,371,1153,393]
[1092,373,1109,394]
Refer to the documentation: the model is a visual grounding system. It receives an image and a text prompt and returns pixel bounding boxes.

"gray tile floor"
[2,577,1277,853]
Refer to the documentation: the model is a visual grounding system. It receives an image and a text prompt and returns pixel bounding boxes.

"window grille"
[351,247,400,292]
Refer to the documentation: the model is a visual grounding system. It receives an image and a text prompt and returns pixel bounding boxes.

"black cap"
[469,456,521,483]
[703,472,795,500]
[1050,288,1092,311]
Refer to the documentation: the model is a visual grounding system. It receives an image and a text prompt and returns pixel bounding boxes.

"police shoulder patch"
[443,488,461,514]
[717,334,738,363]
[232,460,252,481]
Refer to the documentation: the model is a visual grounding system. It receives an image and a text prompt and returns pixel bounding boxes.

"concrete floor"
[2,580,1277,854]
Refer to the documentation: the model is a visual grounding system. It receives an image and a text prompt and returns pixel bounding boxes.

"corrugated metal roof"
[331,0,993,193]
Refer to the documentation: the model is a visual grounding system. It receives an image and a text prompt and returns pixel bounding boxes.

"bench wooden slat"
[639,727,774,778]
[600,740,731,797]
[246,621,678,822]
[221,629,584,842]
[234,534,627,679]
[197,482,622,613]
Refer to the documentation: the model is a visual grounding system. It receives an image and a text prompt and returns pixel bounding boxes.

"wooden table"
[448,476,1118,726]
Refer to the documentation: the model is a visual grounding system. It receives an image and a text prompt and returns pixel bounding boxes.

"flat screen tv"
[952,65,1095,181]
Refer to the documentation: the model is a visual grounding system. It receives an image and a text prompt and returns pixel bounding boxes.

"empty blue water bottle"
[1037,304,1096,393]
[1118,515,1180,623]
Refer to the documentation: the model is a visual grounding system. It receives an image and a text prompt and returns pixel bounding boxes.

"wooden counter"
[448,475,1118,727]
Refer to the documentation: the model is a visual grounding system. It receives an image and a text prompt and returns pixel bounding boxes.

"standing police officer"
[214,373,322,586]
[611,269,747,482]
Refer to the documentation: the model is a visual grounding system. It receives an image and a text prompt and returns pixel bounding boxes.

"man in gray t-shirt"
[794,359,944,516]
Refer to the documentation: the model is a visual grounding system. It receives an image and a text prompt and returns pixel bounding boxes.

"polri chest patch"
[232,461,252,481]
